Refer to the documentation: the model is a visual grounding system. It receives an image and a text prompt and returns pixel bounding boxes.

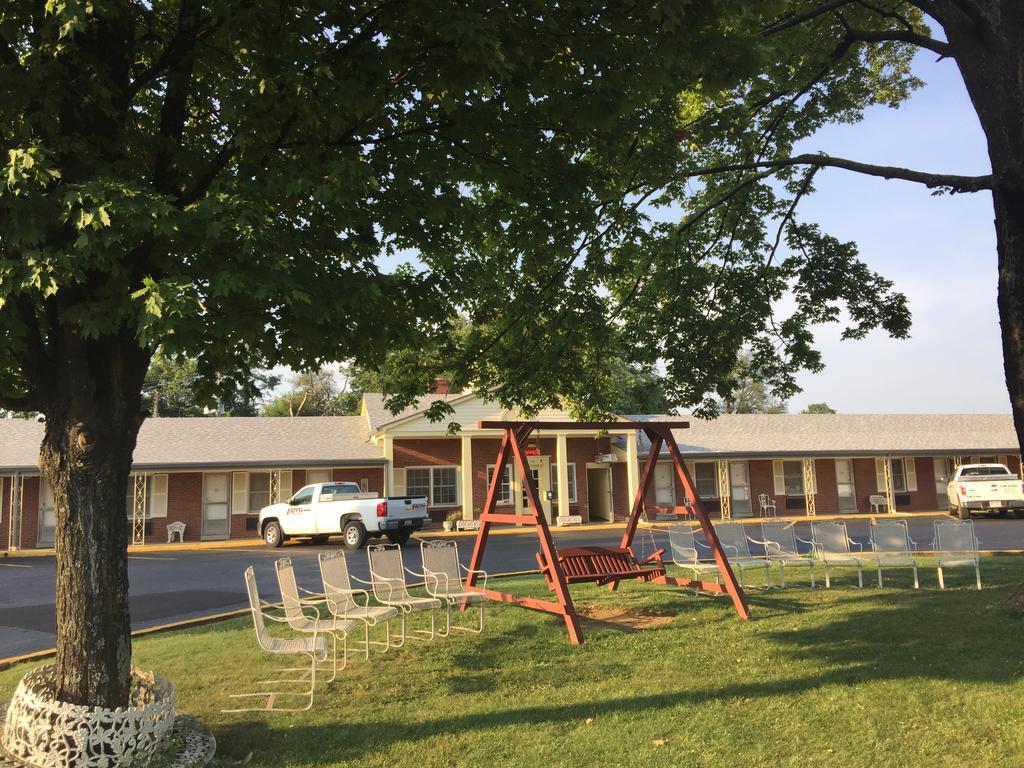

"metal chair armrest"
[847,538,863,551]
[462,566,488,591]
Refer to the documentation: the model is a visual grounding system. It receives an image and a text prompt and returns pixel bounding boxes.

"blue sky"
[785,51,1006,413]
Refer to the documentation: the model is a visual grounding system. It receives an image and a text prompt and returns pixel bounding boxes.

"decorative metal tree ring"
[0,665,204,768]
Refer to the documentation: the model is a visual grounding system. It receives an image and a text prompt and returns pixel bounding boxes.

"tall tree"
[142,350,278,416]
[0,1,918,712]
[262,368,347,417]
[802,402,837,414]
[722,353,790,413]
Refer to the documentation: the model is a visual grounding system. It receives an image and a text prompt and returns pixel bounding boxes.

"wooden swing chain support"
[462,426,584,644]
[657,431,751,620]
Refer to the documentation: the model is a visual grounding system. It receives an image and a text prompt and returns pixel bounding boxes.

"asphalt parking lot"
[3,515,1023,661]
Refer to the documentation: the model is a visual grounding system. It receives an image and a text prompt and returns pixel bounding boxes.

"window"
[961,465,1011,478]
[486,464,513,505]
[550,464,578,503]
[248,472,271,514]
[693,462,718,499]
[891,458,908,492]
[783,461,804,496]
[289,486,314,506]
[406,466,459,507]
[124,474,168,519]
[125,479,152,519]
[319,483,361,500]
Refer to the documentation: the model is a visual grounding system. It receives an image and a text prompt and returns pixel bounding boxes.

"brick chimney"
[432,378,451,395]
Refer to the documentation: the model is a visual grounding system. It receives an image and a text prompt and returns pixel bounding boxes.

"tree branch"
[683,154,992,193]
[763,0,856,36]
[842,27,953,56]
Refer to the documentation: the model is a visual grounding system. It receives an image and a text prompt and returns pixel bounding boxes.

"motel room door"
[203,473,231,540]
[37,479,56,547]
[729,462,753,517]
[654,463,675,507]
[835,459,858,513]
[586,466,614,522]
[933,457,951,510]
[522,456,552,522]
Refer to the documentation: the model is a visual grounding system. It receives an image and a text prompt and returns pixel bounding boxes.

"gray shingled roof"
[362,392,456,431]
[0,416,384,473]
[634,413,1020,458]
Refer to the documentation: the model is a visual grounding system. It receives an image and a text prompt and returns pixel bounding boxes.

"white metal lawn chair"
[418,540,488,635]
[367,543,443,641]
[666,525,722,592]
[870,519,920,589]
[758,493,777,517]
[275,557,356,680]
[710,522,772,588]
[933,520,982,590]
[319,550,400,657]
[754,521,816,588]
[223,566,329,713]
[809,521,867,588]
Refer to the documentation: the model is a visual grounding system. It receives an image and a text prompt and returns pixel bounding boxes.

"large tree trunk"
[940,0,1024,454]
[39,330,150,708]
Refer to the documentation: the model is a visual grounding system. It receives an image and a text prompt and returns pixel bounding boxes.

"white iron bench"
[556,515,583,527]
[869,494,889,514]
[455,520,481,532]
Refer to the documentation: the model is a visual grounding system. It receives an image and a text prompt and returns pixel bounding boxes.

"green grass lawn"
[4,558,1024,768]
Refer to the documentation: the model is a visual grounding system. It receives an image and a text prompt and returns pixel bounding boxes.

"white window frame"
[405,465,460,508]
[550,463,578,504]
[248,471,272,514]
[486,464,513,505]
[305,468,334,486]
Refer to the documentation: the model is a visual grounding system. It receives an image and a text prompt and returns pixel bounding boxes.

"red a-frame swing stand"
[462,420,750,644]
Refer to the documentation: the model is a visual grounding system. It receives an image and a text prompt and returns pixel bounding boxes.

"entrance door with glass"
[729,462,752,517]
[203,473,231,539]
[37,479,56,547]
[522,457,551,522]
[835,459,857,513]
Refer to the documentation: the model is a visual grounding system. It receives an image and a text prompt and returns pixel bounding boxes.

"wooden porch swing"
[462,420,750,644]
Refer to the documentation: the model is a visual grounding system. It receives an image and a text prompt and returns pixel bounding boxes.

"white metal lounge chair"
[755,521,816,588]
[666,525,722,591]
[275,557,356,680]
[933,520,982,590]
[367,543,443,640]
[419,540,488,635]
[870,519,920,589]
[710,522,772,588]
[319,550,400,657]
[809,521,866,588]
[223,566,329,713]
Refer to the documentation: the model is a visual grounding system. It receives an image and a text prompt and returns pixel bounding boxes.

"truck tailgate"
[387,496,429,520]
[959,479,1024,501]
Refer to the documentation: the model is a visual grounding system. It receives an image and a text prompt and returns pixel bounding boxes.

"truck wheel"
[263,521,285,548]
[957,506,971,520]
[386,531,411,546]
[342,520,367,550]
[1014,509,1024,520]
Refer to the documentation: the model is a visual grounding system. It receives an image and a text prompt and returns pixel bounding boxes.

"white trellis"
[882,457,896,514]
[7,474,23,551]
[802,459,817,517]
[716,460,731,519]
[132,474,147,546]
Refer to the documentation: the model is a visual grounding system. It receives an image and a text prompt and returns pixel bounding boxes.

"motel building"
[0,387,1021,551]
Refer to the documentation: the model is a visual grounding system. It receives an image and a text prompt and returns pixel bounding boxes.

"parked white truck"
[947,463,1024,519]
[258,482,429,549]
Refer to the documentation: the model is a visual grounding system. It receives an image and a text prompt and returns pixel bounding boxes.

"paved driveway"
[2,515,1022,660]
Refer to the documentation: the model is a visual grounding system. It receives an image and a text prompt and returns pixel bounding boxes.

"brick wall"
[394,438,461,468]
[333,467,385,495]
[21,476,39,548]
[813,459,839,515]
[166,472,204,541]
[0,477,9,548]
[610,462,629,522]
[291,469,306,494]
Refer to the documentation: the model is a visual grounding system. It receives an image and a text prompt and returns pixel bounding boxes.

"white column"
[556,434,570,524]
[625,430,640,507]
[382,436,394,496]
[460,435,474,520]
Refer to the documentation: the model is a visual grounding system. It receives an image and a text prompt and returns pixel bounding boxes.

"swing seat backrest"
[537,546,665,588]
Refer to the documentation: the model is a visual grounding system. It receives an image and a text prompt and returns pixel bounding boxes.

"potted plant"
[443,510,461,532]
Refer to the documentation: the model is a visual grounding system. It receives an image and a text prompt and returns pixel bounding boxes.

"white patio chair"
[418,540,488,635]
[933,520,982,590]
[809,521,866,588]
[870,519,920,588]
[319,551,400,657]
[275,557,356,680]
[666,525,722,592]
[758,493,777,517]
[367,543,443,641]
[223,566,329,713]
[709,522,772,588]
[754,521,816,588]
[869,494,889,515]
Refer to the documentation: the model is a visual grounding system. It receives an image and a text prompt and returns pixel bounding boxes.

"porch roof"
[633,413,1020,459]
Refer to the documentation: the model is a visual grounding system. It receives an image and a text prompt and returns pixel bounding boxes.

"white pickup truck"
[258,482,429,549]
[947,464,1024,519]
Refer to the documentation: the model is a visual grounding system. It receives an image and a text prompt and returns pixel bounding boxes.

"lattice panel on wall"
[132,474,147,546]
[802,459,817,517]
[716,460,731,520]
